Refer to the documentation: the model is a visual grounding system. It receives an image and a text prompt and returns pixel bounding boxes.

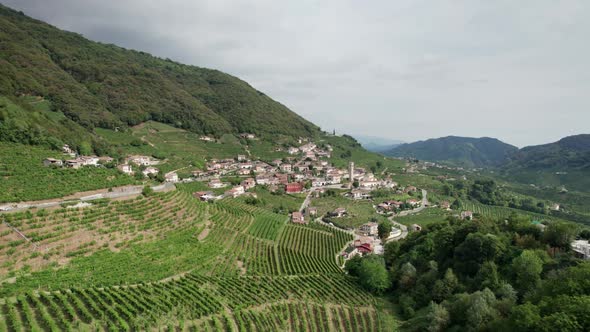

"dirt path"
[0,183,175,214]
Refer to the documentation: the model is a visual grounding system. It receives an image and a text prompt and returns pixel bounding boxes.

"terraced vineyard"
[460,199,561,221]
[0,190,379,330]
[0,274,379,331]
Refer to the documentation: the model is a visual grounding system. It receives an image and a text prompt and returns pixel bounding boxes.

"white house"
[299,143,316,153]
[350,189,371,200]
[208,179,227,188]
[280,163,293,173]
[74,156,99,166]
[239,162,254,169]
[127,155,157,166]
[165,172,179,183]
[43,158,63,167]
[460,211,473,220]
[360,222,379,236]
[288,147,300,155]
[225,186,245,198]
[118,164,133,175]
[142,167,159,177]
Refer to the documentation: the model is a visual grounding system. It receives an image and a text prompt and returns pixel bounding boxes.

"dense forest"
[0,5,320,149]
[384,136,518,168]
[346,214,589,331]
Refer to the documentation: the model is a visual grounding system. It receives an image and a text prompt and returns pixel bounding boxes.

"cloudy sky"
[5,0,590,146]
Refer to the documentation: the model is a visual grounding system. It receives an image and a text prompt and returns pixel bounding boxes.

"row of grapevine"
[246,212,286,241]
[460,200,556,221]
[277,224,352,275]
[0,273,375,331]
[182,301,381,332]
[0,191,209,275]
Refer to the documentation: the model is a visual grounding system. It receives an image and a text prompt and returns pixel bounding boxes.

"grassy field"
[97,121,247,174]
[235,186,305,215]
[395,208,451,227]
[310,191,388,228]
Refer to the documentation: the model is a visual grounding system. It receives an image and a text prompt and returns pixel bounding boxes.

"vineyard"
[0,143,137,203]
[0,274,380,331]
[0,190,380,330]
[460,199,562,222]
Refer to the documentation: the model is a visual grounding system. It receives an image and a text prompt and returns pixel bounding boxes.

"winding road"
[386,189,428,242]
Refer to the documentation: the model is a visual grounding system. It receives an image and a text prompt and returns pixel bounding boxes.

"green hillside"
[0,191,388,331]
[500,134,590,192]
[384,136,518,168]
[0,4,319,152]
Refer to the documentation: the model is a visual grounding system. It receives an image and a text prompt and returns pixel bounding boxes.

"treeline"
[442,179,549,214]
[346,214,589,331]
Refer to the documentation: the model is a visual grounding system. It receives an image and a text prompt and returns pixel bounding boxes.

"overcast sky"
[5,0,590,147]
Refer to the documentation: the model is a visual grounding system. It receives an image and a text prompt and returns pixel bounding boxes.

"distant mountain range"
[500,134,590,192]
[382,134,590,191]
[353,135,404,153]
[383,136,518,167]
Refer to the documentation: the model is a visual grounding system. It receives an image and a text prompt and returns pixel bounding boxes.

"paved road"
[396,189,428,217]
[0,182,176,213]
[386,189,428,242]
[299,191,313,213]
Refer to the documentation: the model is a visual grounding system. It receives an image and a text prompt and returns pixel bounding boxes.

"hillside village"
[35,138,496,262]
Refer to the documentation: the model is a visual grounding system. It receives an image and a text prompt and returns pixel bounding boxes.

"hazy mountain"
[384,136,518,167]
[500,134,590,192]
[353,135,404,152]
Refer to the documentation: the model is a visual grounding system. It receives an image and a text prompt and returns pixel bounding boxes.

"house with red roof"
[286,182,303,193]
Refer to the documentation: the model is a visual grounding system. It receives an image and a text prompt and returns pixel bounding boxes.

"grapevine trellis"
[0,191,380,331]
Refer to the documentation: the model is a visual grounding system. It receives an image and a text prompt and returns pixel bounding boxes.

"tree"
[543,222,578,249]
[383,241,400,267]
[425,301,450,332]
[398,262,417,290]
[579,229,590,240]
[378,221,392,240]
[79,141,93,155]
[451,199,462,210]
[141,185,154,197]
[512,250,543,296]
[465,288,498,330]
[509,302,540,332]
[432,268,458,302]
[344,255,362,277]
[540,312,581,332]
[454,233,506,276]
[358,256,390,294]
[475,261,500,292]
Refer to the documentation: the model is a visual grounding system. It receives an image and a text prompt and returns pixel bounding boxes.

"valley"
[0,3,589,331]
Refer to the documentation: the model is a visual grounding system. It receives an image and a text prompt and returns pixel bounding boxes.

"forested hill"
[499,134,590,192]
[505,134,590,170]
[0,4,319,143]
[384,136,518,168]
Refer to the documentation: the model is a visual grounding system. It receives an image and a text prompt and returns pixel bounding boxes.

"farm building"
[291,211,305,224]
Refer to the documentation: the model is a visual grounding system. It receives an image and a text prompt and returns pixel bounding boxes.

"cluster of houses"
[111,155,180,182]
[195,141,337,199]
[342,237,375,258]
[43,145,116,169]
[43,146,179,183]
